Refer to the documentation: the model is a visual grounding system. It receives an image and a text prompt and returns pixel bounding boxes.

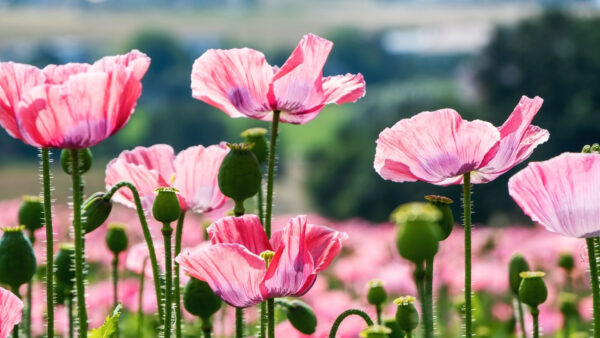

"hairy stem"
[265,110,280,238]
[41,148,55,337]
[268,298,275,338]
[236,307,244,338]
[137,259,147,337]
[68,291,74,338]
[463,171,472,337]
[587,237,600,338]
[328,309,374,338]
[162,222,173,338]
[259,301,267,338]
[26,232,34,338]
[424,257,434,338]
[257,179,264,225]
[174,212,186,338]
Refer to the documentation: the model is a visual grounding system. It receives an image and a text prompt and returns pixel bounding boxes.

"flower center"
[259,250,275,269]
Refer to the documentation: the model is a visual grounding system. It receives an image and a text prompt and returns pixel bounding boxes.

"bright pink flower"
[176,214,347,307]
[509,153,600,238]
[191,33,365,125]
[374,96,548,185]
[0,50,150,149]
[0,286,23,338]
[105,143,229,213]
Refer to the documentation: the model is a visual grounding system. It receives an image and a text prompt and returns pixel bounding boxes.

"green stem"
[236,307,244,338]
[268,298,275,338]
[532,309,539,338]
[424,257,434,338]
[174,212,186,338]
[11,286,21,338]
[405,332,413,338]
[162,222,173,338]
[112,256,119,309]
[463,172,472,337]
[415,264,429,338]
[26,232,34,338]
[563,315,570,338]
[257,179,264,225]
[70,149,88,336]
[375,303,382,325]
[137,259,147,338]
[68,291,74,338]
[259,301,267,338]
[104,181,164,322]
[265,110,280,238]
[517,298,526,338]
[328,309,374,338]
[201,317,212,338]
[41,148,55,338]
[587,237,600,338]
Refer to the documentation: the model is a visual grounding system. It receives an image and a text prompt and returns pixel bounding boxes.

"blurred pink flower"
[374,96,547,185]
[191,33,365,125]
[0,286,23,338]
[176,214,347,307]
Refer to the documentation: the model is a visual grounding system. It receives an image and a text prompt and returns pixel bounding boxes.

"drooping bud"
[382,316,405,338]
[367,279,387,306]
[558,252,575,272]
[519,271,547,310]
[359,325,392,338]
[394,296,419,334]
[218,143,262,216]
[152,187,181,223]
[424,195,454,240]
[18,195,44,232]
[278,299,317,335]
[582,144,592,153]
[60,148,93,175]
[183,277,222,320]
[82,192,113,234]
[241,127,268,165]
[55,243,76,287]
[592,143,600,153]
[0,226,37,289]
[509,253,529,295]
[559,292,578,318]
[105,223,129,255]
[392,203,441,265]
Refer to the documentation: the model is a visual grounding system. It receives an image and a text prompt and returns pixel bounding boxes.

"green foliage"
[88,305,122,338]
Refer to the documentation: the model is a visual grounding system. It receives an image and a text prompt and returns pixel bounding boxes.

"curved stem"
[104,181,164,322]
[265,110,280,238]
[517,298,526,338]
[259,301,267,338]
[587,237,600,338]
[41,148,55,337]
[162,222,174,338]
[70,149,88,336]
[328,309,374,338]
[463,172,472,337]
[26,232,34,338]
[68,291,74,338]
[268,298,275,338]
[236,307,244,338]
[137,259,147,337]
[424,257,434,338]
[174,212,187,338]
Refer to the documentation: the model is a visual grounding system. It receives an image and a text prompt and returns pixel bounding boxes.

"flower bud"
[519,271,547,309]
[424,195,454,240]
[152,187,181,223]
[509,253,529,295]
[394,296,419,334]
[558,252,575,271]
[0,226,37,289]
[359,325,392,338]
[582,144,592,153]
[82,192,113,234]
[105,223,128,255]
[183,277,222,320]
[382,316,405,338]
[241,127,268,165]
[55,243,75,287]
[218,143,262,216]
[278,299,317,335]
[60,148,93,175]
[559,292,578,317]
[18,195,44,232]
[367,279,387,306]
[54,279,68,305]
[592,143,600,153]
[392,203,441,264]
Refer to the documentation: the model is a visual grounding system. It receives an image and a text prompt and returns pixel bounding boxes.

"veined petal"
[304,223,348,272]
[508,153,600,238]
[0,286,23,338]
[208,215,272,256]
[43,63,90,84]
[322,73,366,105]
[91,49,151,81]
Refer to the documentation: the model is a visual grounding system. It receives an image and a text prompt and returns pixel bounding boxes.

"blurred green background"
[2,1,600,225]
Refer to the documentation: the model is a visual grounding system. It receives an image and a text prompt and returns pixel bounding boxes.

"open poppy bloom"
[191,33,366,125]
[509,153,600,238]
[176,214,347,307]
[105,143,229,213]
[0,50,150,149]
[0,286,23,338]
[374,96,548,186]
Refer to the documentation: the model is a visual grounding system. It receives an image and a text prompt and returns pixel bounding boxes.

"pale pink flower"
[0,286,23,338]
[191,33,365,125]
[374,96,547,185]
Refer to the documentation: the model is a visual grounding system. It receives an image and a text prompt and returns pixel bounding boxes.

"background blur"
[2,0,600,225]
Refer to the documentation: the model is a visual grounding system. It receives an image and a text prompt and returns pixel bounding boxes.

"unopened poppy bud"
[382,316,405,338]
[60,148,93,175]
[183,277,222,320]
[367,279,387,305]
[558,252,575,271]
[105,223,128,255]
[218,143,262,216]
[82,192,113,234]
[152,187,181,223]
[519,271,547,310]
[241,127,268,165]
[55,243,75,287]
[359,325,392,338]
[279,299,317,335]
[509,253,529,295]
[394,296,419,334]
[392,203,441,264]
[0,226,37,289]
[559,292,578,317]
[592,143,600,153]
[424,195,454,240]
[18,195,44,232]
[582,145,592,153]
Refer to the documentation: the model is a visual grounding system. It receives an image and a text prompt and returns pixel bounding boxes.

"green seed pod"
[241,127,268,165]
[183,277,222,320]
[0,226,37,289]
[152,187,181,223]
[367,279,387,306]
[281,299,317,335]
[82,192,113,234]
[509,254,530,295]
[218,143,262,216]
[55,243,75,287]
[18,195,44,232]
[54,279,68,305]
[359,325,392,338]
[392,203,441,265]
[558,252,575,271]
[383,316,405,338]
[424,195,454,240]
[519,271,548,309]
[105,223,129,255]
[60,148,93,175]
[394,296,419,334]
[559,292,578,317]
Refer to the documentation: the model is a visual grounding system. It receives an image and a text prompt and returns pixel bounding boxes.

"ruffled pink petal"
[91,49,151,81]
[176,244,266,307]
[322,73,366,105]
[508,153,600,238]
[43,63,90,84]
[173,143,229,212]
[208,215,272,256]
[0,286,23,338]
[375,109,500,186]
[304,223,348,272]
[0,62,45,139]
[191,48,273,119]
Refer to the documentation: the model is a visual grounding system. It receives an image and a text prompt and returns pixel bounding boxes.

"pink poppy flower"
[0,50,150,148]
[508,153,600,238]
[105,143,229,213]
[374,95,548,185]
[176,214,347,307]
[0,286,23,338]
[191,33,365,125]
